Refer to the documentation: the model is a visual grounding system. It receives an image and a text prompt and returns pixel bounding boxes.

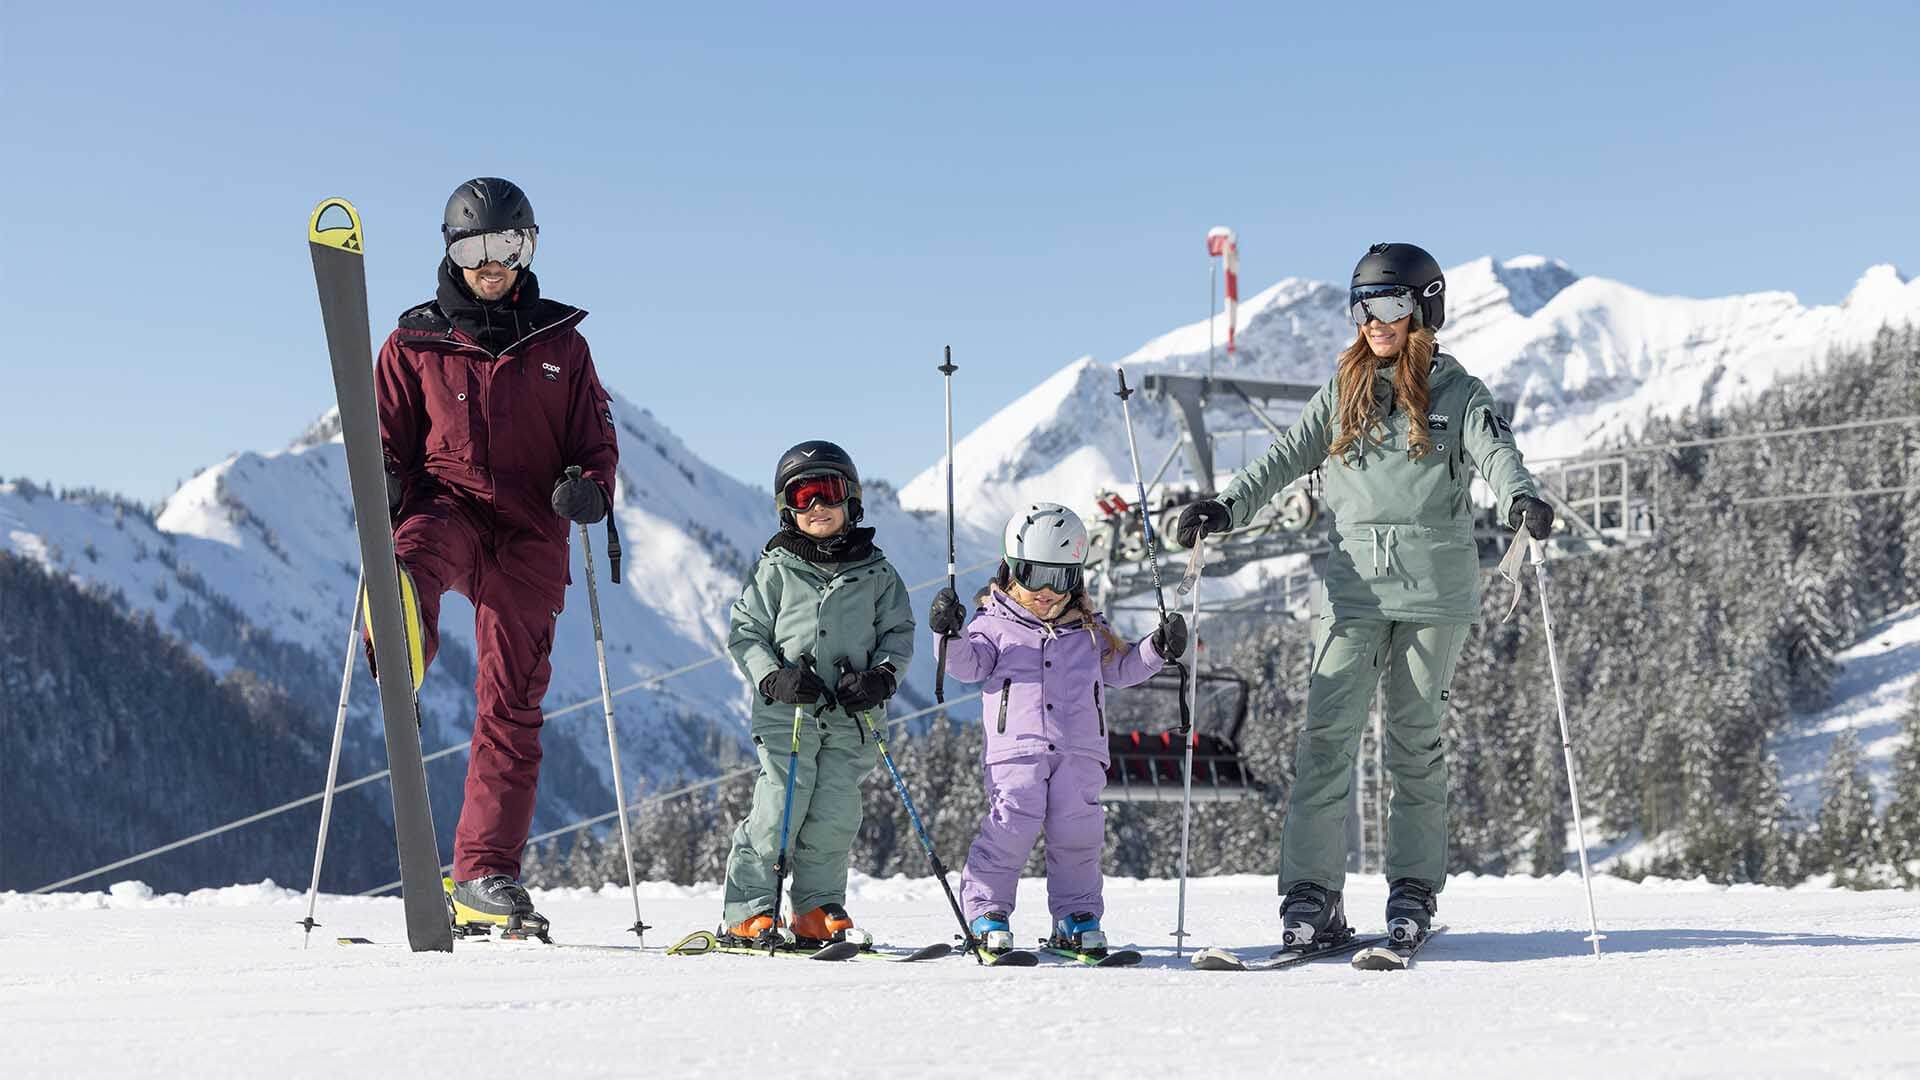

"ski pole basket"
[1102,667,1256,803]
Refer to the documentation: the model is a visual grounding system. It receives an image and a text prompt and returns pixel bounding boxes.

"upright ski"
[1352,924,1446,971]
[309,198,451,953]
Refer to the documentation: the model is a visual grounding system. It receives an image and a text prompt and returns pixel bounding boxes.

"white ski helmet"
[1002,502,1090,565]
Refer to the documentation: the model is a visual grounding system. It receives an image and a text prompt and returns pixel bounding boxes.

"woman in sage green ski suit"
[1177,243,1555,943]
[721,440,915,944]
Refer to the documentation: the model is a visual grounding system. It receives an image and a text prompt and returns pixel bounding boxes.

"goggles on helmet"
[1349,284,1418,327]
[1008,558,1082,595]
[447,227,538,271]
[782,473,850,512]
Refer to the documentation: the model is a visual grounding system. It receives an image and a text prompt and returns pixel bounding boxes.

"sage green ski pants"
[722,710,875,926]
[1278,617,1469,896]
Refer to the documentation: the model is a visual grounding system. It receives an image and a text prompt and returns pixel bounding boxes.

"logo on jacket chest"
[541,362,562,381]
[1426,413,1450,432]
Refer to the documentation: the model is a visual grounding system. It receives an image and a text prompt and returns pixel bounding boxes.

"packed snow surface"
[6,873,1918,1078]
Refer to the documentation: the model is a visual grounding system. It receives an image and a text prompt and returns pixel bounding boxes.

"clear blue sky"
[5,1,1915,503]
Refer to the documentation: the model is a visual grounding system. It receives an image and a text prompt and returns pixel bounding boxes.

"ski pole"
[1530,537,1604,959]
[767,654,816,952]
[838,660,984,963]
[1114,368,1193,729]
[299,572,363,947]
[566,466,650,943]
[1170,531,1207,956]
[936,346,958,707]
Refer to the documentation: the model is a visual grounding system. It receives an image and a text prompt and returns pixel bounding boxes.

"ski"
[1190,932,1390,972]
[1351,924,1446,971]
[666,929,861,961]
[337,936,654,954]
[1041,946,1143,968]
[848,942,954,963]
[968,945,1042,967]
[309,197,451,954]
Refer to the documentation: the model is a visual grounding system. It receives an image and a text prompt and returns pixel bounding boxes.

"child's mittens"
[761,666,831,705]
[835,665,897,713]
[928,587,968,636]
[1151,612,1189,660]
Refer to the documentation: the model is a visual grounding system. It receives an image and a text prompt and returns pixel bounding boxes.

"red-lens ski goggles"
[447,227,538,271]
[782,474,850,511]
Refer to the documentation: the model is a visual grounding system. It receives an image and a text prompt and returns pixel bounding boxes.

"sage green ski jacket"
[728,542,916,733]
[1217,353,1537,623]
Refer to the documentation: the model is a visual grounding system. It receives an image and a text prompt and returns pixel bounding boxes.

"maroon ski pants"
[392,496,559,881]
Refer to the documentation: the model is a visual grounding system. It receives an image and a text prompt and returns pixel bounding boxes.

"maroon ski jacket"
[375,288,618,605]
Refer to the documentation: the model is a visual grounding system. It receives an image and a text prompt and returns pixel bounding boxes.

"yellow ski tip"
[309,198,364,254]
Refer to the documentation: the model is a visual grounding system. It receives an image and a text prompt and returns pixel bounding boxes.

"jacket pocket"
[423,356,476,455]
[1093,683,1105,736]
[996,679,1011,734]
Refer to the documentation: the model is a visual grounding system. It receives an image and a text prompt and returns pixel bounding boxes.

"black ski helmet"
[774,440,864,525]
[1352,242,1447,330]
[443,177,537,242]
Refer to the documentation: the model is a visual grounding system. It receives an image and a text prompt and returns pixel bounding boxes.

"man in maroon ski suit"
[372,177,618,927]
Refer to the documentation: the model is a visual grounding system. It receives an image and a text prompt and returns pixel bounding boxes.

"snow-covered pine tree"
[1813,730,1881,886]
[1879,681,1920,885]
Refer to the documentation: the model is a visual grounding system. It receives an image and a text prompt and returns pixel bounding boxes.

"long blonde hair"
[1327,325,1437,465]
[992,566,1127,657]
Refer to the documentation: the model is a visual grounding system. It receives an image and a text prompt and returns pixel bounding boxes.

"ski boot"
[969,911,1015,955]
[1385,878,1438,945]
[719,912,793,948]
[1048,911,1108,956]
[1279,881,1348,950]
[448,875,550,942]
[789,903,873,948]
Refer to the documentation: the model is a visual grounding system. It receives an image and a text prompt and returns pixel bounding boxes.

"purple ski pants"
[960,752,1107,923]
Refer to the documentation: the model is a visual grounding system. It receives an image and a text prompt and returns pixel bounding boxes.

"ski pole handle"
[935,636,949,704]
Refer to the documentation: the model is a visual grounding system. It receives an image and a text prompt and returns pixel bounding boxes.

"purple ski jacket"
[939,589,1166,766]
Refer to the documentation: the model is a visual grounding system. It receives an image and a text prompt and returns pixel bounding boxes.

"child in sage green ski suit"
[721,440,914,945]
[1177,242,1554,944]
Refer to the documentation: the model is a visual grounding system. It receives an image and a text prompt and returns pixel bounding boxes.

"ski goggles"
[1008,558,1082,595]
[1349,284,1418,327]
[782,473,850,511]
[446,227,538,271]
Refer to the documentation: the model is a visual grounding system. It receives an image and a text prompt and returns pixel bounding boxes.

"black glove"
[928,587,968,636]
[1508,494,1554,540]
[835,665,897,714]
[1175,499,1231,548]
[760,666,830,706]
[551,474,606,524]
[384,467,404,518]
[1152,612,1188,660]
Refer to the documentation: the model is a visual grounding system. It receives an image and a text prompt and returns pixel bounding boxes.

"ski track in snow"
[5,874,1919,1079]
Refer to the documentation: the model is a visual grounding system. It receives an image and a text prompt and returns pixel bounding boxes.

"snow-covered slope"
[904,258,1920,536]
[1776,604,1920,814]
[9,873,1920,1078]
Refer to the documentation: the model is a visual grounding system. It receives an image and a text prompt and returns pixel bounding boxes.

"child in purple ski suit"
[926,502,1186,955]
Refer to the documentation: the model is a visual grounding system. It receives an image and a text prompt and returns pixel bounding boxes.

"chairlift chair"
[1103,667,1259,803]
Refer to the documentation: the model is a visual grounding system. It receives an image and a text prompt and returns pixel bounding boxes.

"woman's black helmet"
[1351,242,1446,330]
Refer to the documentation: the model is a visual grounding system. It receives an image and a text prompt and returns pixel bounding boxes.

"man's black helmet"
[1352,242,1447,330]
[443,177,537,242]
[774,440,864,525]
